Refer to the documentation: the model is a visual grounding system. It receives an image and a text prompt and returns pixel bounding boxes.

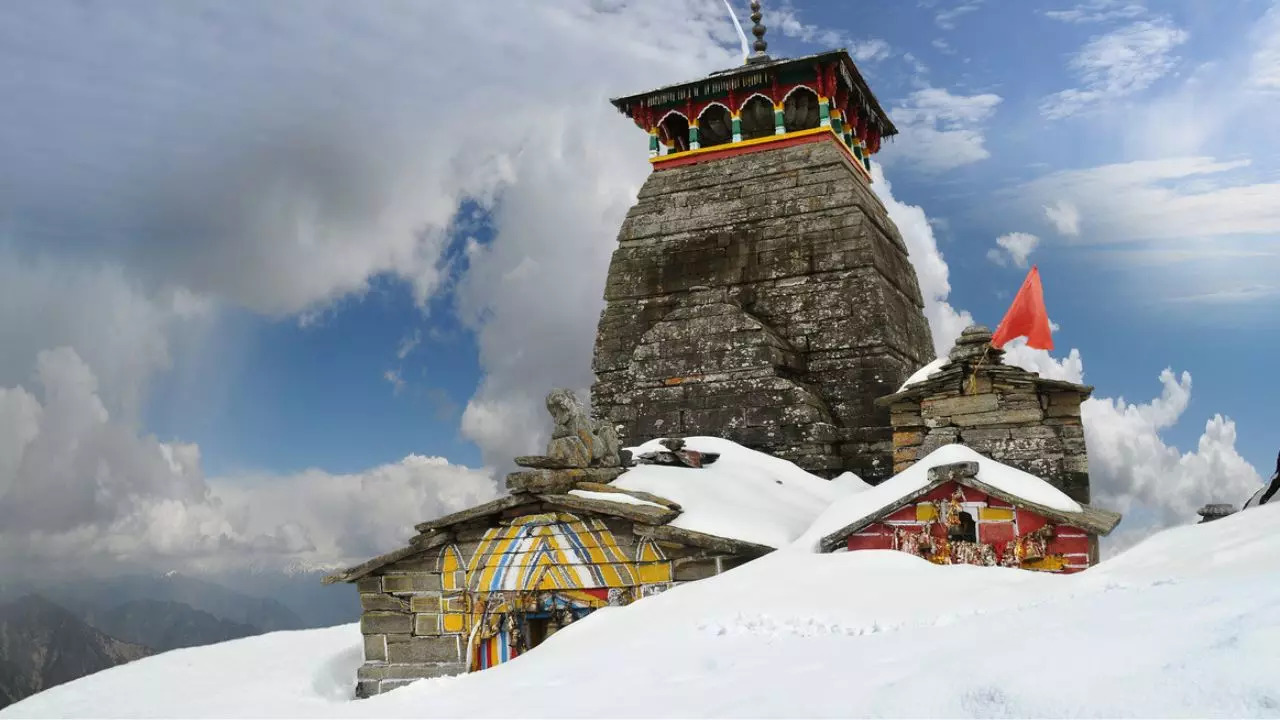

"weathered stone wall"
[884,326,1093,504]
[355,565,461,698]
[353,508,755,698]
[592,139,935,481]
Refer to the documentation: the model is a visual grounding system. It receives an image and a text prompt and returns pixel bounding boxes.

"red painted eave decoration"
[651,127,870,181]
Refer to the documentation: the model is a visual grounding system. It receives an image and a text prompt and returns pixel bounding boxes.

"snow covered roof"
[325,437,862,584]
[613,437,860,550]
[884,356,1092,405]
[897,356,948,392]
[798,444,1122,552]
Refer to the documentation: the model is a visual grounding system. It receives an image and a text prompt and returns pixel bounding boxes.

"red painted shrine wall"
[844,481,1093,573]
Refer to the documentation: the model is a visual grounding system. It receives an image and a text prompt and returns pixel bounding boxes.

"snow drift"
[7,501,1280,718]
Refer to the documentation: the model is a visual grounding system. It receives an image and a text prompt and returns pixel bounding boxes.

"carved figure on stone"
[545,389,621,468]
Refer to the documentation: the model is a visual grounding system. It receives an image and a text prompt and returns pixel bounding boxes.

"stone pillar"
[689,121,700,151]
[773,102,785,134]
[648,129,659,158]
[819,96,831,127]
[731,113,742,143]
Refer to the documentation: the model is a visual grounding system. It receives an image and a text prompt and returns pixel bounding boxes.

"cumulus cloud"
[1040,19,1189,119]
[871,164,973,356]
[879,87,1003,172]
[0,248,211,421]
[0,0,745,560]
[994,340,1262,553]
[0,347,497,577]
[0,1,740,319]
[208,457,499,574]
[987,232,1041,268]
[1086,373,1263,546]
[1043,200,1082,236]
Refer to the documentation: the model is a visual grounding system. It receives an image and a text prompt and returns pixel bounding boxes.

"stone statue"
[544,389,621,468]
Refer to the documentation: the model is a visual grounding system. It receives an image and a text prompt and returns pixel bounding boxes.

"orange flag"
[991,266,1053,350]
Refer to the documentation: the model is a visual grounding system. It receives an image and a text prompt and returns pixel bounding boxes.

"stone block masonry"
[591,140,935,482]
[879,325,1095,505]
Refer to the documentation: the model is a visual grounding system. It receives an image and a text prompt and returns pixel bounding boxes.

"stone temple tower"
[591,9,935,482]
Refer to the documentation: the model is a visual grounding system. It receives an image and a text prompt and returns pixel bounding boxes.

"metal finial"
[748,1,770,61]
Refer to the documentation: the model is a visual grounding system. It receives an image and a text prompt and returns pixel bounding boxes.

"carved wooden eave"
[816,461,1123,553]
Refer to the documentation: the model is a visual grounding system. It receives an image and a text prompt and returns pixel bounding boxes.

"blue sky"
[0,0,1276,575]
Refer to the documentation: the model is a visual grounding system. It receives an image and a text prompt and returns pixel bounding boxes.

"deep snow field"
[7,504,1279,718]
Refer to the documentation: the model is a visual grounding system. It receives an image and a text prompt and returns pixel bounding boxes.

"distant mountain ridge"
[0,595,150,709]
[41,573,305,632]
[83,599,260,652]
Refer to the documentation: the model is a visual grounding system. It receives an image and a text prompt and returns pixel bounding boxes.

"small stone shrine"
[325,390,773,697]
[877,325,1094,505]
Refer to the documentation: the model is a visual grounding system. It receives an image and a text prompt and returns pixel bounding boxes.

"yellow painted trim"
[773,102,784,111]
[442,613,467,634]
[979,507,1014,521]
[1021,555,1067,572]
[916,504,938,522]
[651,126,830,164]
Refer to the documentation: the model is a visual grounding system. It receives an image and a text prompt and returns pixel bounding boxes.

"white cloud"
[1043,200,1081,236]
[871,164,974,356]
[0,347,497,577]
[1000,338,1085,383]
[879,87,1003,173]
[1085,371,1262,535]
[935,2,983,30]
[1164,285,1280,304]
[1249,2,1280,91]
[870,184,1263,552]
[1040,19,1189,119]
[0,0,745,542]
[208,456,499,574]
[988,231,1040,268]
[996,341,1262,553]
[767,2,890,62]
[1044,0,1147,24]
[0,248,212,421]
[1019,157,1280,243]
[851,39,893,63]
[395,330,421,361]
[0,1,740,319]
[382,368,406,396]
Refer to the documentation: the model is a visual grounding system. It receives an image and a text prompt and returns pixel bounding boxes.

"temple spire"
[747,0,771,64]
